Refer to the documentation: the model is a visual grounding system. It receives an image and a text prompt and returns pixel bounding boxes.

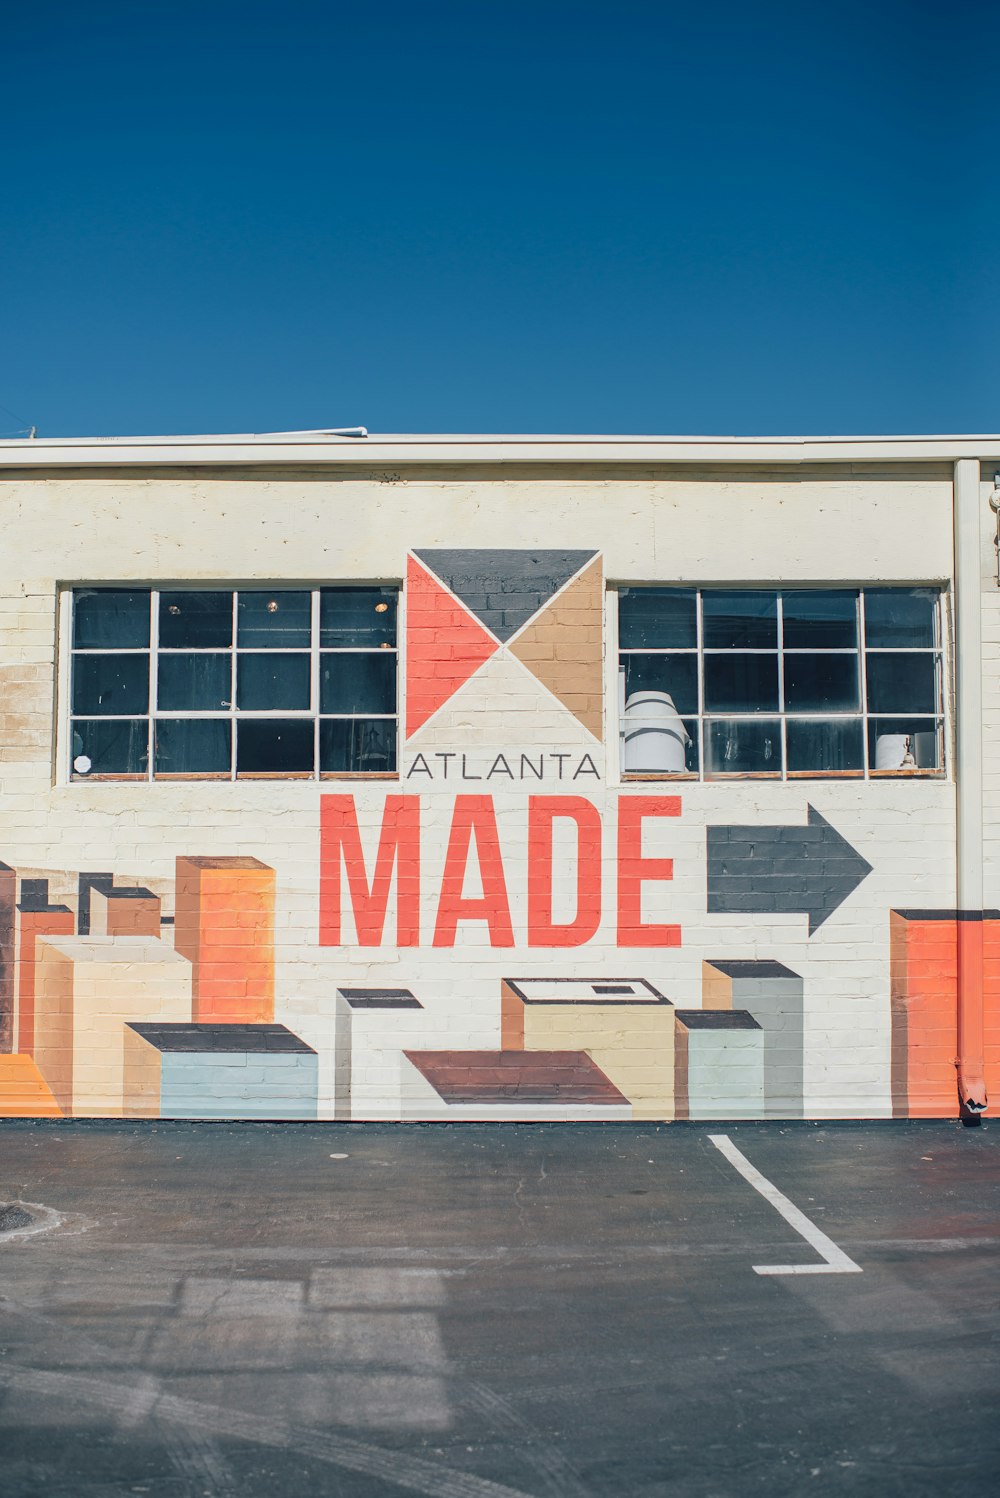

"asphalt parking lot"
[0,1120,997,1498]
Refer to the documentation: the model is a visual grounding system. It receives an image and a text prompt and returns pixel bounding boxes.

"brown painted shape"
[17,907,75,1055]
[702,962,735,1010]
[91,889,162,938]
[508,557,603,738]
[174,856,275,1023]
[500,980,525,1048]
[403,1049,627,1104]
[0,865,14,1052]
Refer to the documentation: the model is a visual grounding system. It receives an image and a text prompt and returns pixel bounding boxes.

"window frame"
[61,583,402,783]
[614,584,950,783]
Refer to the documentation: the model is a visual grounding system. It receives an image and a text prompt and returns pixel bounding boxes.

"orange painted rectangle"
[174,856,275,1023]
[17,907,75,1055]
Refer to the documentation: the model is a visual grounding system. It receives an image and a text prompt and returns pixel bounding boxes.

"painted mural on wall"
[1,549,995,1120]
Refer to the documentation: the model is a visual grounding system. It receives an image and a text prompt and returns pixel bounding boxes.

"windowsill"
[786,770,865,779]
[622,772,699,781]
[868,768,944,778]
[319,771,399,780]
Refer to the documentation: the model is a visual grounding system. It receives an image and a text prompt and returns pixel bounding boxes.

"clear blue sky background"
[3,0,997,437]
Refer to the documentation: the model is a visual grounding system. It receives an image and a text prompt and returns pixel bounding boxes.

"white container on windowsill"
[623,691,690,773]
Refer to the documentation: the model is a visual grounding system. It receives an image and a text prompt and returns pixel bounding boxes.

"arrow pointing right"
[706,805,873,935]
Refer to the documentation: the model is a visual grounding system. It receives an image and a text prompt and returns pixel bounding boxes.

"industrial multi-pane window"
[69,587,398,779]
[618,587,945,779]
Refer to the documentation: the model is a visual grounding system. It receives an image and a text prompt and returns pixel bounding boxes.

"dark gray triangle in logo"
[413,549,598,642]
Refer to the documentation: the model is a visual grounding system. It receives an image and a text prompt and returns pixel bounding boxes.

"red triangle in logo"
[406,555,500,737]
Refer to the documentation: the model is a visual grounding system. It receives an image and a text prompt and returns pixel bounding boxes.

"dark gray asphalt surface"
[0,1120,997,1497]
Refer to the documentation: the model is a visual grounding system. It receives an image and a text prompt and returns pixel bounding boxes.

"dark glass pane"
[157,653,231,710]
[73,589,150,649]
[72,654,149,715]
[622,707,699,773]
[320,718,397,773]
[866,653,937,714]
[782,591,858,649]
[154,719,231,774]
[320,587,397,647]
[320,653,396,714]
[705,719,780,775]
[159,591,233,647]
[869,718,940,770]
[783,654,859,711]
[621,654,698,716]
[71,719,147,775]
[702,591,777,648]
[864,588,938,648]
[786,719,864,773]
[237,653,311,710]
[703,653,778,712]
[618,588,697,649]
[237,591,312,648]
[237,719,315,774]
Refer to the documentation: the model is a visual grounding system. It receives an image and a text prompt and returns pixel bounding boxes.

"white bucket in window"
[623,691,690,772]
[874,733,913,770]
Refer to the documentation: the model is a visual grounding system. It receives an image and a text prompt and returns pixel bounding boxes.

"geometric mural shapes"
[673,1010,765,1121]
[0,862,14,1052]
[405,646,600,753]
[77,872,115,935]
[500,976,675,1120]
[174,856,275,1024]
[888,910,978,1119]
[89,886,162,938]
[405,554,500,738]
[508,554,603,738]
[0,1053,62,1116]
[334,987,425,1120]
[400,1048,631,1121]
[413,549,599,643]
[123,1022,318,1120]
[16,884,74,1057]
[32,935,192,1116]
[702,959,804,1119]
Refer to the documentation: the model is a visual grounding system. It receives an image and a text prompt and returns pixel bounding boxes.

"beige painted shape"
[33,937,192,1117]
[122,1028,163,1117]
[508,557,603,739]
[521,1004,675,1120]
[702,962,735,1010]
[405,646,600,754]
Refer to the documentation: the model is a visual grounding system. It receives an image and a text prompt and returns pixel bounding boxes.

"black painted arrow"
[706,805,873,934]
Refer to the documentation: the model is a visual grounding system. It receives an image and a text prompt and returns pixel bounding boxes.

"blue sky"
[2,1,996,437]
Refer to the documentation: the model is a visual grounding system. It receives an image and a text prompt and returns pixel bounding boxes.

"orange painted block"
[886,910,994,1119]
[17,906,74,1055]
[174,857,275,1023]
[0,1053,62,1117]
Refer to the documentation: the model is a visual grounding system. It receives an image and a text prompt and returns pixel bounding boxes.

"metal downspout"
[953,458,988,1117]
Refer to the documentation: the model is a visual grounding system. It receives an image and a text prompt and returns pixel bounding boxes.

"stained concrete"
[0,1120,997,1497]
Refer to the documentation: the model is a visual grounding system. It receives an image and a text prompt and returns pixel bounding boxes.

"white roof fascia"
[0,434,999,468]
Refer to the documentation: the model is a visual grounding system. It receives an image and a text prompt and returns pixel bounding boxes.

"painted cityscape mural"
[1,549,994,1119]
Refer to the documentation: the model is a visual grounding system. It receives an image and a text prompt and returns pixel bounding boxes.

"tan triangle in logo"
[508,556,603,738]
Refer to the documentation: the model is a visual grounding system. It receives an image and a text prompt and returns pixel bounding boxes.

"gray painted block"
[675,1010,765,1121]
[158,1050,318,1120]
[705,960,804,1118]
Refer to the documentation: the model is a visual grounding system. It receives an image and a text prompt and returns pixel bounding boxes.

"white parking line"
[709,1134,863,1276]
